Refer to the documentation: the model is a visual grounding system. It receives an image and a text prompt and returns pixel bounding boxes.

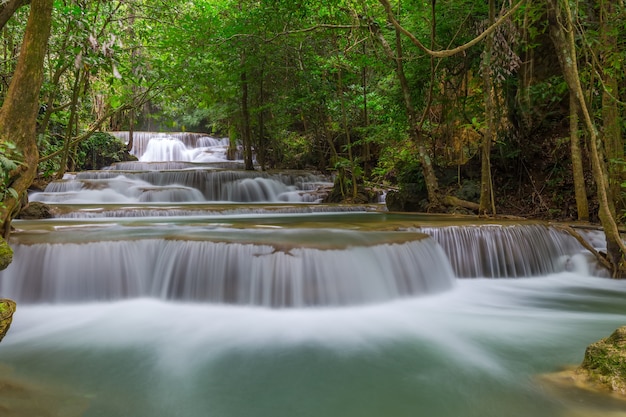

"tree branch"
[38,104,131,163]
[378,0,526,58]
[553,224,613,273]
[219,24,359,44]
[38,79,163,163]
[0,0,30,31]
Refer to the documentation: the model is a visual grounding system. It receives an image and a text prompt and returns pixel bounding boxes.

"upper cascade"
[30,131,334,205]
[110,131,232,162]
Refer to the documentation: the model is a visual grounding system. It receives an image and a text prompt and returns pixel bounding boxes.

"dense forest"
[1,0,626,273]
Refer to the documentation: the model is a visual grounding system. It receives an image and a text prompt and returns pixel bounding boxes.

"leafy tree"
[0,0,54,237]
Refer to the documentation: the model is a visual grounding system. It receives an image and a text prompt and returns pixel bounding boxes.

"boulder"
[0,299,16,343]
[538,326,626,405]
[0,237,12,271]
[579,326,626,395]
[18,201,53,219]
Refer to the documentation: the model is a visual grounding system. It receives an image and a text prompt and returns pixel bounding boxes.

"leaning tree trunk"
[372,21,441,208]
[547,0,626,276]
[0,0,54,238]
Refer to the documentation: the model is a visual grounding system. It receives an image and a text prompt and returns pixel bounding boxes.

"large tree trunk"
[547,0,626,276]
[0,0,54,237]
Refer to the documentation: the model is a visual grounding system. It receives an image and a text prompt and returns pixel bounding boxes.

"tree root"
[552,224,613,274]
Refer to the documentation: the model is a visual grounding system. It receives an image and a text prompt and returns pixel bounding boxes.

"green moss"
[0,299,16,343]
[580,326,626,394]
[0,237,12,271]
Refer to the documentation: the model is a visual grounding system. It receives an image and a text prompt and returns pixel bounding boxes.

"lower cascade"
[0,232,454,307]
[416,224,584,278]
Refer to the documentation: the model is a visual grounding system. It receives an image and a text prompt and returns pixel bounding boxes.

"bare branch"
[219,24,358,44]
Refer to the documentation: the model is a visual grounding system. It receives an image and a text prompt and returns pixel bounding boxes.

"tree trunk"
[338,68,358,199]
[372,21,441,208]
[57,68,83,179]
[599,0,623,211]
[256,75,266,171]
[547,0,626,276]
[569,92,589,221]
[479,0,496,215]
[0,0,54,237]
[240,68,254,171]
[127,107,135,153]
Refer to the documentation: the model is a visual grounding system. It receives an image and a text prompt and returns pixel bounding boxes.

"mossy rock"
[0,299,16,343]
[18,201,53,220]
[580,326,626,395]
[0,237,12,271]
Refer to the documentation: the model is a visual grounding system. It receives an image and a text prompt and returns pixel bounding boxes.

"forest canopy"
[2,0,626,272]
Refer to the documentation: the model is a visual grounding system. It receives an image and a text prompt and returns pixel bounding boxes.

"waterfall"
[31,169,332,204]
[4,131,625,417]
[15,130,608,301]
[415,224,584,278]
[110,131,214,159]
[0,233,455,307]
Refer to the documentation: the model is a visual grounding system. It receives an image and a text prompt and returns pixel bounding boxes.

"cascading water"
[1,132,626,417]
[415,224,586,277]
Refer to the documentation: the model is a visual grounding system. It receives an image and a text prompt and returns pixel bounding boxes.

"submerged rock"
[0,299,16,343]
[580,326,626,395]
[0,364,89,415]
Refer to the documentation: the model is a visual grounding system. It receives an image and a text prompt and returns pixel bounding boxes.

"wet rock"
[580,326,626,395]
[0,299,16,343]
[18,201,53,219]
[0,237,12,271]
[538,327,626,403]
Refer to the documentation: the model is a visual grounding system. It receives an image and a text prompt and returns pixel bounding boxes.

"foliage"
[1,0,625,219]
[76,132,131,170]
[0,142,22,207]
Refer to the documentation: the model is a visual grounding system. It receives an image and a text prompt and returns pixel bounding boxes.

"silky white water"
[2,132,626,417]
[2,273,626,417]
